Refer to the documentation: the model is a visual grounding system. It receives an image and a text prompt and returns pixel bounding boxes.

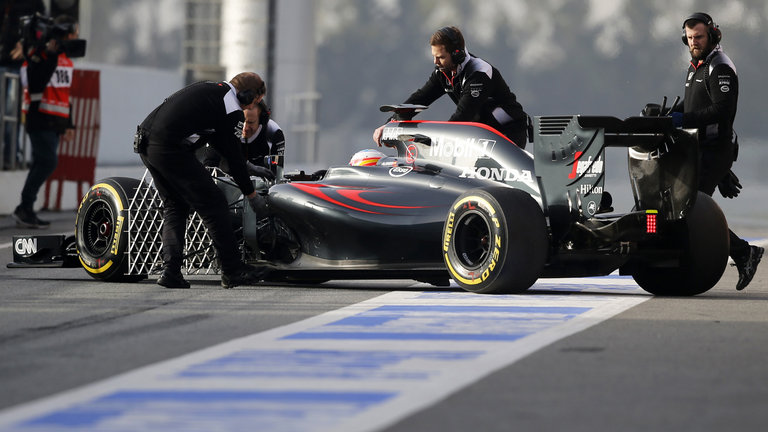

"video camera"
[19,13,86,58]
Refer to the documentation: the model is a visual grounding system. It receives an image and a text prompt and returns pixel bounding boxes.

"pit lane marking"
[0,279,648,431]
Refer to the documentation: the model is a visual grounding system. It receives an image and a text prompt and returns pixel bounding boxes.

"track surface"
[1,211,767,431]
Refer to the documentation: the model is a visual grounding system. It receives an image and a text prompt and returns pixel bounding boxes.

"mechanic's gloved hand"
[246,162,275,180]
[717,170,742,199]
[670,112,683,127]
[247,192,267,214]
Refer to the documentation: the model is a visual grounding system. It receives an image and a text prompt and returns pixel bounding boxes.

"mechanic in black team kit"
[202,99,285,178]
[136,72,270,289]
[670,12,763,290]
[373,26,530,148]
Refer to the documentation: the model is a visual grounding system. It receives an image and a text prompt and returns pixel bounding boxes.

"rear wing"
[534,115,698,221]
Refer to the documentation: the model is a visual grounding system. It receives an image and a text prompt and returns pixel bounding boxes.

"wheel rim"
[454,211,491,269]
[82,199,115,258]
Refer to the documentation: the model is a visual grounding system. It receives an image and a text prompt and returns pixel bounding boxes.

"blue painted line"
[22,390,396,429]
[342,305,593,314]
[282,304,591,341]
[284,332,531,341]
[175,349,485,380]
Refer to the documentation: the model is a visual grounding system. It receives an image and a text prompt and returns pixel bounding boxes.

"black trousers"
[698,141,750,260]
[140,142,242,275]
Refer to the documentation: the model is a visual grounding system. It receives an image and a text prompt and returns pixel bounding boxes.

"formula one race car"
[9,104,729,296]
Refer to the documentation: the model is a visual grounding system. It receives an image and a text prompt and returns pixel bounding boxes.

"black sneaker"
[733,245,764,291]
[221,264,270,289]
[12,206,50,229]
[157,269,191,289]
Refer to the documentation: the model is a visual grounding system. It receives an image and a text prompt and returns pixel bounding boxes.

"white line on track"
[0,277,649,432]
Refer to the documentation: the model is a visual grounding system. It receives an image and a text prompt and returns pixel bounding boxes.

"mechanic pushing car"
[372,26,531,148]
[134,72,270,289]
[670,12,763,290]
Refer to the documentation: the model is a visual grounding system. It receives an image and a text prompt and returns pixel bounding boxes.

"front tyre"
[76,177,140,282]
[632,192,729,296]
[443,187,548,294]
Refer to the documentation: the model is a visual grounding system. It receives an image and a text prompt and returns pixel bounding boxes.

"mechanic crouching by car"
[135,72,271,289]
[373,26,531,148]
[670,12,763,290]
[202,99,285,179]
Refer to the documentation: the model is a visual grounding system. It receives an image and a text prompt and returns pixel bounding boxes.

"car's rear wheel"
[76,177,143,282]
[632,192,729,296]
[443,187,548,294]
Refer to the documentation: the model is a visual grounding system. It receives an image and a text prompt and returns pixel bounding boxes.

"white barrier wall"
[76,62,183,165]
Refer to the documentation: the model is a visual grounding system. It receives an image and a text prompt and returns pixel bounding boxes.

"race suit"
[676,46,748,258]
[399,52,529,148]
[138,81,255,275]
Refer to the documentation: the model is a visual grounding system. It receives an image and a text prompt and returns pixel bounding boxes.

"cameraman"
[13,14,78,228]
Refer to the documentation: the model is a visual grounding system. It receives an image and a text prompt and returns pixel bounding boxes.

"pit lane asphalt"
[1,210,767,431]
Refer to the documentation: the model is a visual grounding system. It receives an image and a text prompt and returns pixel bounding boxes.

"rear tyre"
[76,177,142,282]
[443,187,548,294]
[632,192,729,296]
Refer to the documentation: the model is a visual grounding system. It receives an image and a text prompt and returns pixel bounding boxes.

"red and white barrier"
[43,69,101,210]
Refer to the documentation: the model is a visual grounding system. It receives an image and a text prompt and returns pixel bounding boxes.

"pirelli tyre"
[75,177,140,282]
[632,192,729,296]
[443,186,548,294]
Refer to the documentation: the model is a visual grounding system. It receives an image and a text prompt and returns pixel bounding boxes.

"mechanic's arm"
[374,72,444,145]
[270,126,285,168]
[681,65,738,128]
[401,71,445,117]
[449,73,490,122]
[210,112,256,197]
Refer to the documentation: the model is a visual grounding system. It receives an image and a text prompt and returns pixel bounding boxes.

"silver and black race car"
[9,105,729,296]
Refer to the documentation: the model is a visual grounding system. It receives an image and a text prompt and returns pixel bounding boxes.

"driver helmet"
[349,149,387,166]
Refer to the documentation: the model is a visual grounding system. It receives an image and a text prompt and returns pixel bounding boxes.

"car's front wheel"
[76,177,142,282]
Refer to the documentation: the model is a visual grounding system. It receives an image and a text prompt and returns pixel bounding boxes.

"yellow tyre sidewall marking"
[444,195,503,286]
[78,183,125,274]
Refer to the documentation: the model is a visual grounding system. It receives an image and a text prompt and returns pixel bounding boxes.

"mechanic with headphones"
[202,99,285,180]
[373,26,530,148]
[671,12,763,290]
[135,72,270,289]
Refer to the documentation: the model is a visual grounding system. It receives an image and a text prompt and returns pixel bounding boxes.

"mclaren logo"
[14,237,38,256]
